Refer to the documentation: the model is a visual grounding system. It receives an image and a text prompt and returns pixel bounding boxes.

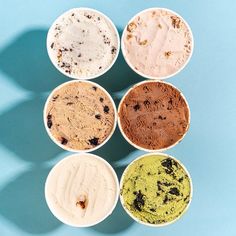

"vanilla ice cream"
[45,153,119,227]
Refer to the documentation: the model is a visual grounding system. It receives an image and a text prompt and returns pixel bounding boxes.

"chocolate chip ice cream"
[47,8,119,79]
[44,81,116,151]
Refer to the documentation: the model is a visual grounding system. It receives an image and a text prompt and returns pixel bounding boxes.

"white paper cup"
[118,80,191,152]
[43,80,117,152]
[47,7,120,80]
[120,152,193,227]
[121,8,194,80]
[45,153,120,227]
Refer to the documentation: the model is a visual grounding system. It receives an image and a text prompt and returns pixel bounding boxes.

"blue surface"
[0,0,235,235]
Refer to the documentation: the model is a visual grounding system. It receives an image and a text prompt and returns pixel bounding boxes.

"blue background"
[0,0,235,235]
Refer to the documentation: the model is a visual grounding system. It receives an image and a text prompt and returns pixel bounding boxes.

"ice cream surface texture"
[47,8,119,79]
[122,8,193,78]
[120,154,192,225]
[45,153,119,226]
[45,81,116,151]
[118,81,190,151]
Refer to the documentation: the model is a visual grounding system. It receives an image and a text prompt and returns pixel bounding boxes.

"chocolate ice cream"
[118,81,190,150]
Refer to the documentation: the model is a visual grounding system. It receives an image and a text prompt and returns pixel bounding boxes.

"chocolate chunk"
[178,177,184,183]
[97,16,100,20]
[61,137,68,145]
[163,195,168,204]
[111,46,117,54]
[88,137,99,146]
[86,14,92,19]
[169,187,180,196]
[162,182,172,187]
[158,115,166,120]
[184,195,189,201]
[76,200,86,209]
[52,95,59,101]
[50,42,54,49]
[165,168,173,174]
[95,114,101,119]
[157,181,163,191]
[89,58,92,61]
[99,66,102,69]
[78,53,82,57]
[133,104,140,111]
[103,105,109,114]
[66,102,73,105]
[143,85,149,93]
[100,97,104,102]
[150,208,156,212]
[47,114,53,128]
[92,86,97,91]
[133,190,145,211]
[71,13,75,16]
[144,100,150,106]
[161,158,173,169]
[162,159,174,175]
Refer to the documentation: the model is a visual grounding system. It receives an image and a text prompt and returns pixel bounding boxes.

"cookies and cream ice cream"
[47,8,119,79]
[45,153,119,226]
[44,81,116,151]
[122,8,193,79]
[118,80,190,151]
[120,153,192,225]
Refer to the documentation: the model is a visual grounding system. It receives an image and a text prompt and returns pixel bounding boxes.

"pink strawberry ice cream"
[122,8,193,79]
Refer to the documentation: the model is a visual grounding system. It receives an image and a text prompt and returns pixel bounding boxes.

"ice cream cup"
[43,80,117,152]
[45,153,120,227]
[121,8,194,80]
[120,152,193,227]
[117,80,191,152]
[47,7,120,80]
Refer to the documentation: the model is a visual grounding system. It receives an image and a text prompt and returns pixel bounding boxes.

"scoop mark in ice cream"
[45,154,118,226]
[45,81,115,151]
[122,8,193,78]
[119,81,190,150]
[47,8,119,78]
[120,154,191,225]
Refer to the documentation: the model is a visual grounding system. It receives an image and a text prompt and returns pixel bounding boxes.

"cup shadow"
[0,96,63,163]
[0,167,61,234]
[0,29,68,93]
[0,28,143,234]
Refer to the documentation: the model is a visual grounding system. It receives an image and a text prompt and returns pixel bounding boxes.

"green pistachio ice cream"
[120,154,192,225]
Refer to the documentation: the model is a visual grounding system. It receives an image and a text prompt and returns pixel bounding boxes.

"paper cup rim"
[117,80,191,152]
[119,152,193,227]
[121,7,194,80]
[45,152,120,227]
[46,7,120,80]
[43,80,117,153]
